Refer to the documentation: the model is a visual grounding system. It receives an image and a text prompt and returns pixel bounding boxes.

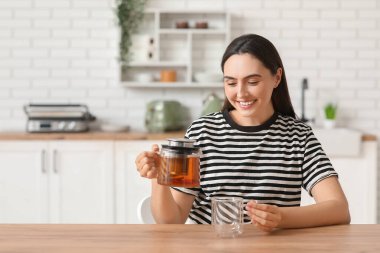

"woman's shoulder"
[190,111,225,126]
[275,114,312,134]
[185,111,225,137]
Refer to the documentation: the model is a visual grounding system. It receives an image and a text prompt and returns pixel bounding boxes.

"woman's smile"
[223,53,280,125]
[236,99,257,110]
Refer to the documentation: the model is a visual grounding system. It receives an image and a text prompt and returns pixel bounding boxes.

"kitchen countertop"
[0,131,376,141]
[0,131,186,140]
[0,224,379,253]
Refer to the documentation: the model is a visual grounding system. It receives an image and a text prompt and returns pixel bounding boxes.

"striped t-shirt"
[173,109,337,224]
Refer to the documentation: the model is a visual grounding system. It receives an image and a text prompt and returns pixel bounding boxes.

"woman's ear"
[274,68,282,88]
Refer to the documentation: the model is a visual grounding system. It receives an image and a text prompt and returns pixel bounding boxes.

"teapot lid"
[167,138,195,148]
[162,138,199,154]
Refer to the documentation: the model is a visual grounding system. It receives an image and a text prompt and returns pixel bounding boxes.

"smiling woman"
[223,54,282,126]
[220,34,295,124]
[135,34,350,232]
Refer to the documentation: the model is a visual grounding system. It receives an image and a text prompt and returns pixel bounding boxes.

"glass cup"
[211,197,244,238]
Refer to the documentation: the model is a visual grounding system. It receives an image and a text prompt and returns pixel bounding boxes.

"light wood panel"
[0,224,379,253]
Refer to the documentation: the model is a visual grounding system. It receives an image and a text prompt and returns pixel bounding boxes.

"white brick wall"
[1,0,380,221]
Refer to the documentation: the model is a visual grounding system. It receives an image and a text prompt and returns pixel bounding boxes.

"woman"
[135,34,350,232]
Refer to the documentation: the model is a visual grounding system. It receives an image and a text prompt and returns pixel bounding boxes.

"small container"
[195,21,208,29]
[158,138,201,187]
[175,21,189,29]
[160,70,177,82]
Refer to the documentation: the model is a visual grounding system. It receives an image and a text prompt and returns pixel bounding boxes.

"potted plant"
[116,0,147,63]
[323,103,337,129]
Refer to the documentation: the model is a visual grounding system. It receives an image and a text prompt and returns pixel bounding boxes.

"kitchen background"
[0,0,379,222]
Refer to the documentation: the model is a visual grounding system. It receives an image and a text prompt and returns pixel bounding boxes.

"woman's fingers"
[135,149,160,179]
[136,152,156,167]
[247,202,277,219]
[253,220,274,232]
[246,201,282,230]
[151,144,160,152]
[251,213,278,227]
[139,162,155,174]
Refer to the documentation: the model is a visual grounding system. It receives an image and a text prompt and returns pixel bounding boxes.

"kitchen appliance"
[24,104,96,133]
[158,138,201,187]
[201,93,223,116]
[145,100,186,132]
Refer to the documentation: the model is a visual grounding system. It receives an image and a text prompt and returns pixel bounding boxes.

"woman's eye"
[248,81,258,85]
[226,82,236,86]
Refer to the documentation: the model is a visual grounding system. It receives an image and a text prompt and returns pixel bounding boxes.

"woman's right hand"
[135,144,160,179]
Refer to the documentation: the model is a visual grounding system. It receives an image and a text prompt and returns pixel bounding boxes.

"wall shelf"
[158,29,228,35]
[121,9,230,88]
[121,81,223,88]
[127,61,188,67]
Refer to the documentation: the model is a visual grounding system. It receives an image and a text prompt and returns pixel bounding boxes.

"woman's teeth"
[239,101,253,106]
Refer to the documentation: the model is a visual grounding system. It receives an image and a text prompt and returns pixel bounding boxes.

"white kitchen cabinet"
[115,140,165,224]
[0,142,48,223]
[121,9,230,88]
[48,141,114,224]
[301,141,378,224]
[0,141,114,224]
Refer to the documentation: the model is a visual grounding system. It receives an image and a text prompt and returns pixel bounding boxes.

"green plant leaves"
[324,103,337,120]
[116,0,147,63]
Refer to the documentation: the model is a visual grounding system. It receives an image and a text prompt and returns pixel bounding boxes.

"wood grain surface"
[0,224,379,253]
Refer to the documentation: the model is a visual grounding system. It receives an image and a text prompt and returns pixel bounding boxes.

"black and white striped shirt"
[173,110,337,224]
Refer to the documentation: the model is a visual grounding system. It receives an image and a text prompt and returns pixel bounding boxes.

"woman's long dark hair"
[221,34,296,118]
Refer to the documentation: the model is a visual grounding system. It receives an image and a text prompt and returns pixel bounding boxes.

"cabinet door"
[332,142,377,224]
[49,141,114,224]
[115,140,165,224]
[301,141,378,224]
[0,141,48,223]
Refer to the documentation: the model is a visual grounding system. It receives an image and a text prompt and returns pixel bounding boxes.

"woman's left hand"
[246,200,282,232]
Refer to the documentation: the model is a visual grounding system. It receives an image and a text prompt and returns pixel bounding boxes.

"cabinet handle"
[53,149,58,173]
[41,149,46,173]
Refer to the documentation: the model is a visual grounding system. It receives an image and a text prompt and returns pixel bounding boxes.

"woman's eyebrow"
[223,74,262,80]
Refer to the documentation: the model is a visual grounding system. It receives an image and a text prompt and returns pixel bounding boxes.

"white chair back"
[137,195,196,224]
[137,196,155,224]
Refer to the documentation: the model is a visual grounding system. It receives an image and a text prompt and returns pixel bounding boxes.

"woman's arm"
[246,176,350,232]
[151,180,195,224]
[136,144,195,224]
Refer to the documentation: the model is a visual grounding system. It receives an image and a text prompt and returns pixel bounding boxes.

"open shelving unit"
[121,9,231,88]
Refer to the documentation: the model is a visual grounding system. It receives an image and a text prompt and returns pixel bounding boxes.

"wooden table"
[0,224,379,253]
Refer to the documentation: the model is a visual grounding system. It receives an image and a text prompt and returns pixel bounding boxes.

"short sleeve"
[302,130,338,196]
[171,186,200,196]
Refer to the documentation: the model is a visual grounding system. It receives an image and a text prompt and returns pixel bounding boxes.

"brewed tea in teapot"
[158,138,201,187]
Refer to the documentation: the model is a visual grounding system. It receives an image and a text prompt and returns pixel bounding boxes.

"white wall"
[1,0,380,221]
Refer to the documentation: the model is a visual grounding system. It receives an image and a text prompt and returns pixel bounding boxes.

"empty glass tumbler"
[211,197,244,238]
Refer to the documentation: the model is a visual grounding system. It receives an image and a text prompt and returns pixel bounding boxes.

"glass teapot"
[157,138,201,187]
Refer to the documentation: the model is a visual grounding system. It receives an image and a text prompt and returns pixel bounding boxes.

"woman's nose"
[236,83,248,97]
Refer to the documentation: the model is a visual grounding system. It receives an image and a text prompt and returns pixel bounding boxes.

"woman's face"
[223,53,282,126]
